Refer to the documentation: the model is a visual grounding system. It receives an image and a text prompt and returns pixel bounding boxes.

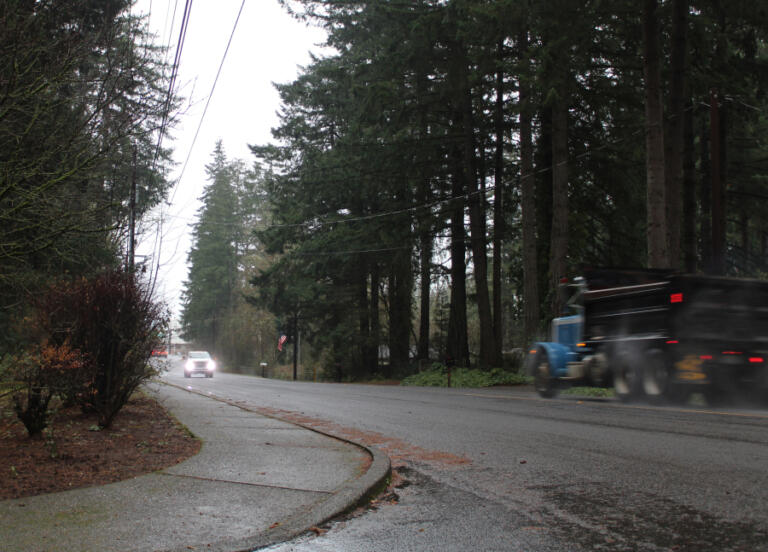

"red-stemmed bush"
[31,268,168,428]
[11,342,88,437]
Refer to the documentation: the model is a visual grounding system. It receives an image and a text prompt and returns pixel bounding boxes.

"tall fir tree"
[181,141,240,354]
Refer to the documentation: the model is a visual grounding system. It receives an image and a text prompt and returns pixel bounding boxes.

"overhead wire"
[145,0,191,297]
[153,0,193,169]
[170,0,247,203]
[148,0,249,297]
[156,124,645,236]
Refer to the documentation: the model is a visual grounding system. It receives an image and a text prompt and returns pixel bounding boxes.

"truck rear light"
[722,351,742,355]
[749,357,764,363]
[666,340,678,344]
[670,293,683,303]
[700,355,713,360]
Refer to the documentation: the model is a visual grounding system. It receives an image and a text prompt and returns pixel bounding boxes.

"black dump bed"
[672,274,768,352]
[581,269,768,353]
[581,269,671,344]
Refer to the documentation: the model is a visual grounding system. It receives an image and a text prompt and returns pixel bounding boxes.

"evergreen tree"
[181,142,240,353]
[243,0,768,379]
[0,1,178,346]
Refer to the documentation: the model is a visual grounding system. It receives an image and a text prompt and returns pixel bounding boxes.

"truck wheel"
[641,348,669,403]
[584,352,609,387]
[534,350,558,398]
[612,348,642,402]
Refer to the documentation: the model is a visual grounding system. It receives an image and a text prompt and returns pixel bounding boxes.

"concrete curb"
[160,381,392,552]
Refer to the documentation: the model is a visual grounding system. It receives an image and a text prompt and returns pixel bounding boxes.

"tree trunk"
[416,68,432,365]
[492,38,504,364]
[699,115,712,270]
[682,99,697,273]
[388,249,412,376]
[358,258,370,376]
[520,29,539,344]
[457,42,497,368]
[740,213,749,272]
[447,146,469,368]
[644,0,668,269]
[762,233,767,270]
[418,219,432,363]
[665,0,687,270]
[710,90,726,275]
[549,98,569,316]
[370,264,380,373]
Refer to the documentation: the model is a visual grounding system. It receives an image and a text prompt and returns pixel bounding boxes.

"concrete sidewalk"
[0,383,390,552]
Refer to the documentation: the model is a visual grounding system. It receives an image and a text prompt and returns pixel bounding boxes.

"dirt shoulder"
[0,390,201,500]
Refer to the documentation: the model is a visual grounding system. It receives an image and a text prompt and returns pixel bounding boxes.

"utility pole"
[292,311,298,381]
[128,145,137,271]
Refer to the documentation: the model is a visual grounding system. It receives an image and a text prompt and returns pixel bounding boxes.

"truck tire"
[641,348,670,403]
[584,352,609,387]
[534,350,558,398]
[611,347,642,402]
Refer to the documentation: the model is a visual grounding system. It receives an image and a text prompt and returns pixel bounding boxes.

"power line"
[149,0,248,305]
[153,0,193,168]
[155,124,646,236]
[170,0,247,203]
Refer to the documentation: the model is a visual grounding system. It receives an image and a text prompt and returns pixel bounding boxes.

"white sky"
[132,1,326,320]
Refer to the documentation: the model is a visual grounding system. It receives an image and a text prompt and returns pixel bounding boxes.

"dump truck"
[528,269,768,404]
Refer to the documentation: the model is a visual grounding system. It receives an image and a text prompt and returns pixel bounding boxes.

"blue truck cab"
[527,277,605,397]
[529,315,587,396]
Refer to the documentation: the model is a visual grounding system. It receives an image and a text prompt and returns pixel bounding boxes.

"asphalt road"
[162,360,768,551]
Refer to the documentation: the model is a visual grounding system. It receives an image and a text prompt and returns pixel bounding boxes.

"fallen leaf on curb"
[519,459,527,464]
[310,526,327,536]
[269,522,280,529]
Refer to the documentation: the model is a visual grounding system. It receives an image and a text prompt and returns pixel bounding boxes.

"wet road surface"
[163,364,768,551]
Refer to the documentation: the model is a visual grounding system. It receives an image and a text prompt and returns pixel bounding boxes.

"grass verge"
[560,386,615,398]
[401,366,532,388]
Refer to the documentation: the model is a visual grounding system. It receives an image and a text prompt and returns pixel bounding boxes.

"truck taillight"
[749,357,764,363]
[700,355,713,360]
[670,293,683,303]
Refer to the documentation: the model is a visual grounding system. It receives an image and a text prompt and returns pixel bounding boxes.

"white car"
[184,351,216,378]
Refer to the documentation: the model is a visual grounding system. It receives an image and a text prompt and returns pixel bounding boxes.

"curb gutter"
[160,381,392,552]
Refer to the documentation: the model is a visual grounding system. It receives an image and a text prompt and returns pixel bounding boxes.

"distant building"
[170,327,190,356]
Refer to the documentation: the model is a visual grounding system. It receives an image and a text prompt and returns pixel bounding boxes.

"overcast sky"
[132,1,326,321]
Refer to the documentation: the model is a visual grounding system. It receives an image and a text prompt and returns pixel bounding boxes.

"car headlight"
[185,360,193,370]
[207,360,216,370]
